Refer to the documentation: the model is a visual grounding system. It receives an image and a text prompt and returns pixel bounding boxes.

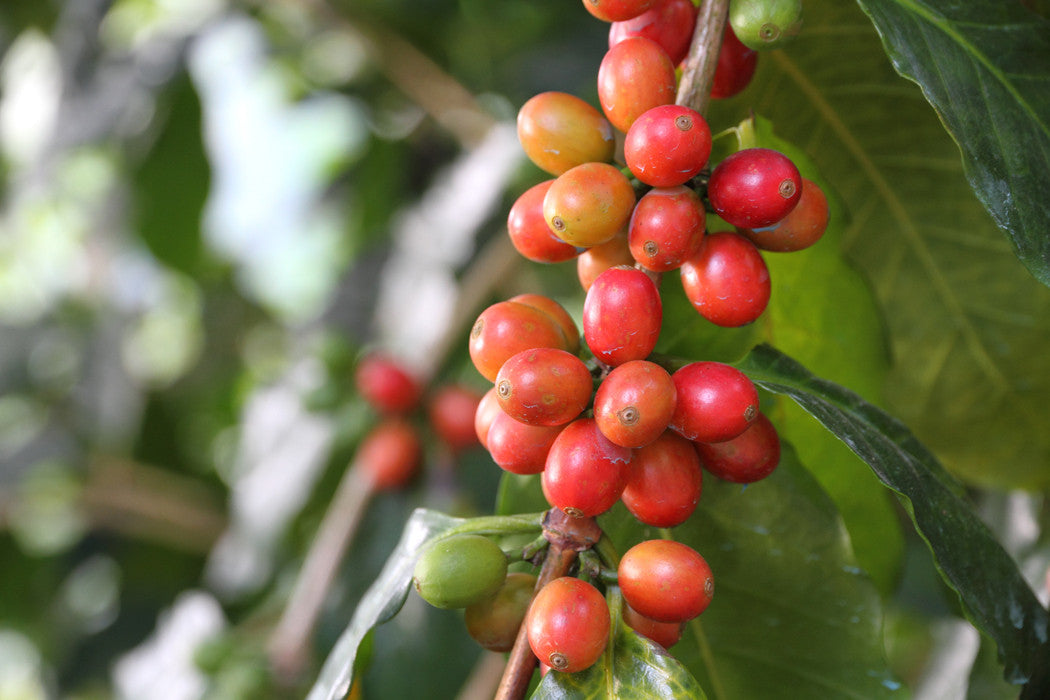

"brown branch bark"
[676,0,730,117]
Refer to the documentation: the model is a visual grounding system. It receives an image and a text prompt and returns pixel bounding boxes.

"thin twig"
[267,465,375,682]
[676,0,730,116]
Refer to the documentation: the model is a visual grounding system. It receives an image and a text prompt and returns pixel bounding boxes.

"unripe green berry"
[729,0,802,51]
[412,534,508,609]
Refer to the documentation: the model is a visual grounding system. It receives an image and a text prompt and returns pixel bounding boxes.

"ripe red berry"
[526,577,610,673]
[670,361,759,443]
[695,411,781,482]
[469,301,570,382]
[543,162,637,248]
[542,418,631,518]
[517,92,616,176]
[428,385,482,452]
[597,37,676,133]
[577,229,634,292]
[708,148,802,229]
[629,186,706,272]
[495,348,593,427]
[584,0,655,22]
[624,105,712,187]
[711,24,757,99]
[507,180,581,264]
[486,411,563,475]
[623,602,684,649]
[737,177,829,252]
[357,418,423,490]
[622,430,703,527]
[679,231,771,327]
[354,354,422,414]
[593,360,676,448]
[619,539,714,622]
[583,266,662,367]
[608,0,698,65]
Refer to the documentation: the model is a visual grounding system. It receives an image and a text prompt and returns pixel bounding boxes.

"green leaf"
[132,74,209,275]
[533,589,707,699]
[731,0,1050,489]
[738,343,1050,690]
[600,445,903,699]
[852,0,1050,286]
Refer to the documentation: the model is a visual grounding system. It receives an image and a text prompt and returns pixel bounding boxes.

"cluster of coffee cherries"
[512,0,828,327]
[409,0,823,681]
[352,353,481,491]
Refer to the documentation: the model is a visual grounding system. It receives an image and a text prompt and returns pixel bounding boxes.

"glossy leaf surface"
[737,343,1050,691]
[854,0,1050,286]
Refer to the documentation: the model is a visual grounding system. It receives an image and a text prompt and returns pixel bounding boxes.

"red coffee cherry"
[583,267,662,367]
[622,430,703,527]
[507,181,581,264]
[474,386,502,450]
[708,148,802,229]
[464,572,537,652]
[584,0,655,22]
[469,300,570,382]
[695,411,781,482]
[619,539,714,622]
[357,418,423,490]
[577,229,634,292]
[593,360,676,448]
[737,177,829,252]
[543,162,637,248]
[597,37,676,133]
[542,418,631,518]
[711,24,758,99]
[629,186,706,272]
[624,105,712,187]
[354,354,422,414]
[526,577,610,673]
[517,92,616,176]
[608,0,698,65]
[486,411,563,475]
[680,231,771,327]
[670,361,759,443]
[428,384,482,452]
[623,602,684,649]
[508,293,581,356]
[496,348,593,427]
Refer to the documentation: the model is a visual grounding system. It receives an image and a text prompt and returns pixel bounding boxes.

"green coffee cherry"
[412,534,508,609]
[729,0,803,51]
[465,572,538,652]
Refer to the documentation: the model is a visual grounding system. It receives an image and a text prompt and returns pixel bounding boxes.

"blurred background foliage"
[0,0,1048,698]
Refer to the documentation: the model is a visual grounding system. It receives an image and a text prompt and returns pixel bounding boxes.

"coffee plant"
[1,1,1048,699]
